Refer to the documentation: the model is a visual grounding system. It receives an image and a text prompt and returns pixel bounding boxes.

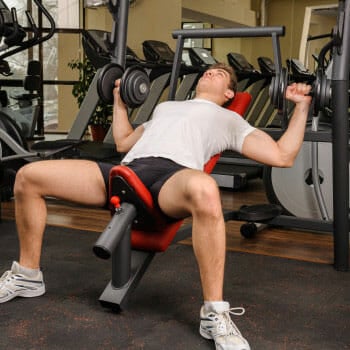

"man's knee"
[14,163,39,197]
[187,175,222,216]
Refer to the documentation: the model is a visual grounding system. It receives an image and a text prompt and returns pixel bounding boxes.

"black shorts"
[97,157,186,210]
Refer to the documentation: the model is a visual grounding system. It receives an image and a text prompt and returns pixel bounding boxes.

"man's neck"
[194,92,221,105]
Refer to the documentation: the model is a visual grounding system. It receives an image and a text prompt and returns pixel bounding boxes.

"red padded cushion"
[109,91,252,252]
[226,91,252,116]
[110,165,182,251]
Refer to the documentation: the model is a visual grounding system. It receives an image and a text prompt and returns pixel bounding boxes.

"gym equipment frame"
[170,1,350,271]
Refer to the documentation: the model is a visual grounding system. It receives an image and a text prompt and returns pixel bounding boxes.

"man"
[0,63,311,350]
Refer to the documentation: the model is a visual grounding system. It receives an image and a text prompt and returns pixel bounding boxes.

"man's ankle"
[13,261,41,277]
[203,300,229,313]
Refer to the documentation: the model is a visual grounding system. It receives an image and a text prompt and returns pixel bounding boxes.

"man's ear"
[224,89,235,100]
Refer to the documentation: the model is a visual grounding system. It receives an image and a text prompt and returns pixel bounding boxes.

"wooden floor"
[1,178,345,266]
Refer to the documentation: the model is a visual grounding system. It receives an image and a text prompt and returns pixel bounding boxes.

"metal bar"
[168,35,185,100]
[331,0,350,271]
[271,32,282,73]
[307,33,332,41]
[93,202,137,260]
[115,0,129,68]
[0,0,56,60]
[111,223,131,287]
[98,250,155,310]
[172,26,285,39]
[169,26,284,101]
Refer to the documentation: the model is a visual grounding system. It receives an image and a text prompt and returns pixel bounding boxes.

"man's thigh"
[18,159,107,207]
[157,168,213,219]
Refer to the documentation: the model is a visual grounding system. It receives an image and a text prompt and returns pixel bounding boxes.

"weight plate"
[97,63,124,104]
[120,66,150,108]
[277,67,288,111]
[269,67,288,111]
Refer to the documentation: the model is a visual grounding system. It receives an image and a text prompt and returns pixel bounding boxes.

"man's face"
[196,68,234,100]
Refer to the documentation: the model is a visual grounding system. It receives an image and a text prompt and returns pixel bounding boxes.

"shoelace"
[216,307,245,337]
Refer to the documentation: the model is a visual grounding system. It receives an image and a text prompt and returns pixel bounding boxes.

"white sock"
[12,261,41,278]
[204,301,230,313]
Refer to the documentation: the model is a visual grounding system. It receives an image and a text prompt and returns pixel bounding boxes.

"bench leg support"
[99,249,155,311]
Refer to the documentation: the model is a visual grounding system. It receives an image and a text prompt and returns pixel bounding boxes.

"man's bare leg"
[13,159,107,269]
[157,169,226,301]
[158,169,250,350]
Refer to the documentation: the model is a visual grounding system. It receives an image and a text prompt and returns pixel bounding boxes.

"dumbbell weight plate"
[120,66,150,108]
[313,70,332,115]
[97,63,124,104]
[269,72,279,108]
[277,67,288,111]
[269,67,288,111]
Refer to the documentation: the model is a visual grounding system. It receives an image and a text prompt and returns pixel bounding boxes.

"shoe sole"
[200,326,251,350]
[0,286,46,303]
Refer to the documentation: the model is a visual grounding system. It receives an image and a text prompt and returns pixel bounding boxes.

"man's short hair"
[208,62,238,94]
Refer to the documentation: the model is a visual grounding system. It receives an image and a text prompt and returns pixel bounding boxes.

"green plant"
[68,57,112,127]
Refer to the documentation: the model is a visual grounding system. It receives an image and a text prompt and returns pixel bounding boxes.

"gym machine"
[227,52,263,91]
[0,60,43,141]
[33,0,151,157]
[81,29,141,70]
[263,57,333,220]
[170,2,349,271]
[0,0,55,217]
[0,0,52,139]
[253,2,349,270]
[184,47,217,67]
[253,56,279,128]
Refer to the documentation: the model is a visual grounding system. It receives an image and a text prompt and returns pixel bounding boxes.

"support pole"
[331,0,350,271]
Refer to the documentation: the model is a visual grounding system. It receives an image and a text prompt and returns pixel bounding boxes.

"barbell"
[97,62,150,108]
[269,68,332,116]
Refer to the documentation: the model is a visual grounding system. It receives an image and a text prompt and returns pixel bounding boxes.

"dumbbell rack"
[168,1,350,271]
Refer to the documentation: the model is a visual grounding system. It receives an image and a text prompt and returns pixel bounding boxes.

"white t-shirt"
[121,98,256,170]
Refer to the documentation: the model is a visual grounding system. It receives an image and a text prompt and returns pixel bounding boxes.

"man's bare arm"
[112,79,145,153]
[242,83,312,167]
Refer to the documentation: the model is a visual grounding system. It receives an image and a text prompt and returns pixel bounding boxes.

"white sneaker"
[0,261,45,303]
[200,301,250,350]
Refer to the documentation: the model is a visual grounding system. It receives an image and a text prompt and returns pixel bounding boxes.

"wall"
[84,0,256,58]
[248,0,338,69]
[128,0,181,57]
[84,0,181,57]
[182,0,256,27]
[300,4,338,69]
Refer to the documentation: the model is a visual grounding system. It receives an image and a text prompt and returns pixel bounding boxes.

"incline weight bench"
[93,92,252,310]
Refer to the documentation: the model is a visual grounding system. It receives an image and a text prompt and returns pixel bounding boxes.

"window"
[1,0,82,133]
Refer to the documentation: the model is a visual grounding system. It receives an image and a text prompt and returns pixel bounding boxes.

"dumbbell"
[97,62,150,108]
[269,67,332,116]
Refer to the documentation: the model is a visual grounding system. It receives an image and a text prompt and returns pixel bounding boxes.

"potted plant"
[68,57,112,141]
